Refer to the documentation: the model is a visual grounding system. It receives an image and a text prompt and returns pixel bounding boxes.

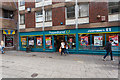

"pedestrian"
[65,41,69,54]
[60,40,65,56]
[1,40,5,54]
[103,40,113,61]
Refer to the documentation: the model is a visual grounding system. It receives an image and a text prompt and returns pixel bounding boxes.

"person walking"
[103,40,113,61]
[1,40,5,54]
[65,41,69,54]
[60,40,65,56]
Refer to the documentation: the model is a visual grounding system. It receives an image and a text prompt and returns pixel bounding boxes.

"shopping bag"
[59,48,61,52]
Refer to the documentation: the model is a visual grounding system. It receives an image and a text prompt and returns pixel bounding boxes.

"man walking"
[1,40,5,54]
[103,40,113,61]
[60,40,66,56]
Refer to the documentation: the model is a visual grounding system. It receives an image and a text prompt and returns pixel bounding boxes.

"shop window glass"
[21,37,27,48]
[67,34,76,49]
[28,37,34,48]
[106,33,120,50]
[78,34,90,50]
[5,35,14,47]
[36,36,43,48]
[45,36,52,49]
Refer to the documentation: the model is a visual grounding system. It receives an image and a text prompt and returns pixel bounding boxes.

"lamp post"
[42,0,45,31]
[75,0,78,29]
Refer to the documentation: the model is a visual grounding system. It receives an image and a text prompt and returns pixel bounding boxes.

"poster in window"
[46,37,51,45]
[37,37,42,46]
[21,37,27,45]
[81,36,88,46]
[29,40,34,45]
[94,36,103,46]
[109,35,118,46]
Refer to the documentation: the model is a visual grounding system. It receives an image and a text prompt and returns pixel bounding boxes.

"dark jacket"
[105,42,112,51]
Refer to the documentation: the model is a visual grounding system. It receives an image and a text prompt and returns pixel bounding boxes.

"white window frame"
[20,0,25,6]
[45,10,52,21]
[66,6,75,19]
[109,2,120,14]
[36,11,43,22]
[20,14,25,24]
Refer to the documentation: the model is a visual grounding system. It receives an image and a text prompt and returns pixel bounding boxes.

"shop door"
[54,35,65,52]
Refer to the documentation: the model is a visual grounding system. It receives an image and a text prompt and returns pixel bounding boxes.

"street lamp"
[42,0,45,31]
[75,0,78,29]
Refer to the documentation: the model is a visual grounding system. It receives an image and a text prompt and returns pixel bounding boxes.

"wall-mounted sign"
[94,36,103,46]
[109,35,119,46]
[3,30,15,34]
[81,36,88,46]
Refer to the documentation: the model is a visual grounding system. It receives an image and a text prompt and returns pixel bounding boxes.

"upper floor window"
[78,4,89,17]
[66,3,89,19]
[36,0,42,2]
[67,6,75,19]
[20,0,25,6]
[36,11,43,22]
[45,10,52,21]
[20,14,25,24]
[109,2,120,14]
[3,9,14,19]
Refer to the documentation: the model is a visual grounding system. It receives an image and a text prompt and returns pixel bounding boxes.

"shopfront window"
[78,34,90,50]
[67,34,76,49]
[5,35,14,47]
[36,36,43,48]
[106,33,120,50]
[45,36,52,49]
[21,36,27,48]
[28,37,34,48]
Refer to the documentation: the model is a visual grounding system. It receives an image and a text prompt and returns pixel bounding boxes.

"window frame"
[20,14,25,25]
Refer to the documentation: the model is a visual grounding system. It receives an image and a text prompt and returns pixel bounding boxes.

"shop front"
[19,26,120,55]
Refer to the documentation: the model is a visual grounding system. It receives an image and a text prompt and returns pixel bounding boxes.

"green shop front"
[19,26,120,55]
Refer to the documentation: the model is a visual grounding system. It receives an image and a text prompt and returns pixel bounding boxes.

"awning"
[3,30,15,34]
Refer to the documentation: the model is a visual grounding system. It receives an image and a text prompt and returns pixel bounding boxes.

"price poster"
[94,36,103,46]
[109,35,118,46]
[46,37,51,45]
[21,37,27,45]
[37,37,42,46]
[81,36,88,46]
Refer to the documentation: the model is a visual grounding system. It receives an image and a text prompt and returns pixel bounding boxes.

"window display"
[67,35,76,49]
[109,35,118,46]
[81,36,88,46]
[21,37,27,48]
[45,36,52,49]
[94,36,103,46]
[36,36,43,48]
[5,35,13,47]
[28,37,34,48]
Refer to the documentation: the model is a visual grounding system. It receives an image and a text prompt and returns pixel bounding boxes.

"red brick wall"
[25,2,35,28]
[52,7,65,26]
[52,0,65,4]
[89,2,108,23]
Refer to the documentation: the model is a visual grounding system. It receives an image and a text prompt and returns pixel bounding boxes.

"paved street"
[0,51,119,78]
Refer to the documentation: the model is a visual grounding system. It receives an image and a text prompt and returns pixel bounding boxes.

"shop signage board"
[94,36,103,46]
[81,36,88,46]
[109,35,119,46]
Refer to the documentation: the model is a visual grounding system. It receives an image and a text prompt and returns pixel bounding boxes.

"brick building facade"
[18,0,120,55]
[0,2,18,50]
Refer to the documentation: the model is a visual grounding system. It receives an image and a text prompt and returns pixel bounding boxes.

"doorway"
[54,35,65,52]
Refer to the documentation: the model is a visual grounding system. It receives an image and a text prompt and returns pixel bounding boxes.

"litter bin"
[26,46,31,53]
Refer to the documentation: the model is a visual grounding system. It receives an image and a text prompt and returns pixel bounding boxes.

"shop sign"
[37,37,42,46]
[94,36,103,46]
[109,35,119,46]
[46,37,51,45]
[81,36,88,46]
[3,30,15,34]
[49,31,66,34]
[87,28,112,33]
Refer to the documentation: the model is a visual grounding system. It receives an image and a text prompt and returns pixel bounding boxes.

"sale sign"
[109,35,118,46]
[81,36,88,46]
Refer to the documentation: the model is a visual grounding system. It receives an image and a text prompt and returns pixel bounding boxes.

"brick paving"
[0,51,119,78]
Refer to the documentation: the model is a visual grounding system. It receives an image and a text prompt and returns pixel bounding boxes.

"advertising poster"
[69,38,72,43]
[21,37,27,45]
[81,36,88,46]
[37,37,42,46]
[109,35,118,46]
[29,40,34,45]
[94,36,103,46]
[46,37,51,45]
